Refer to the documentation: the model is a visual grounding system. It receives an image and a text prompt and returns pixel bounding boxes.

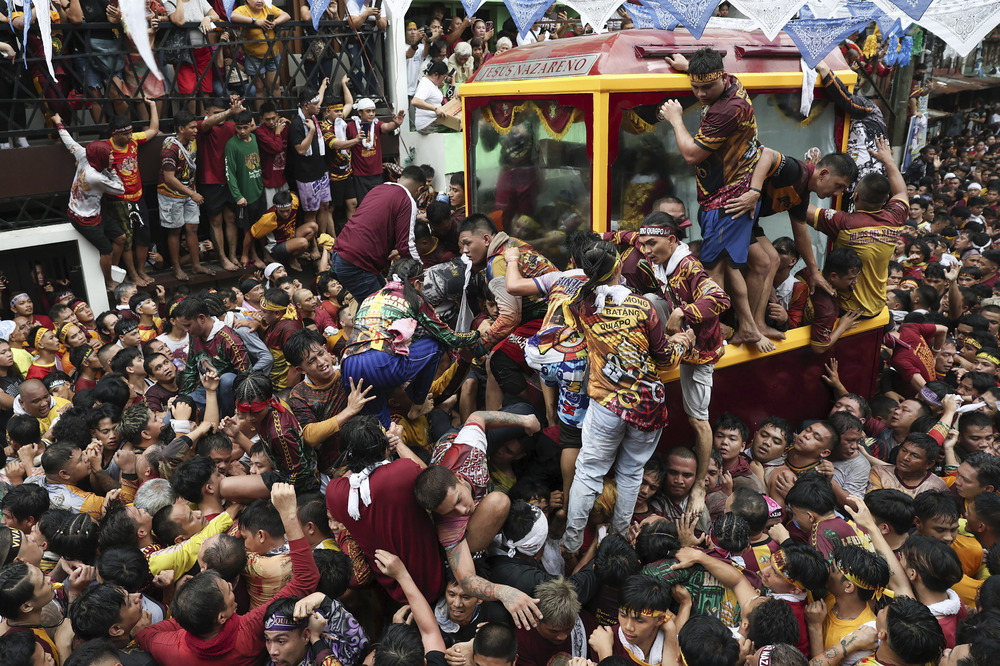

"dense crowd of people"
[0,6,999,666]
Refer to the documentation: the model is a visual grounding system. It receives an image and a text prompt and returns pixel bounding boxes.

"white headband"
[639,226,674,237]
[504,505,548,557]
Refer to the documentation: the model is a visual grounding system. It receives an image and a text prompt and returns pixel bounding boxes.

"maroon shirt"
[326,459,444,604]
[333,183,417,274]
[346,118,384,177]
[197,119,236,185]
[515,612,596,666]
[255,123,288,189]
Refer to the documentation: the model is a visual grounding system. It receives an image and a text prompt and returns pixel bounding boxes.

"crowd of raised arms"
[0,43,998,666]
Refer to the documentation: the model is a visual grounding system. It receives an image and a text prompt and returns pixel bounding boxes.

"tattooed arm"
[808,626,878,666]
[446,538,543,630]
[465,410,542,434]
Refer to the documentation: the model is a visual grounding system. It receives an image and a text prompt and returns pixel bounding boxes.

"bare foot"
[720,323,734,342]
[728,326,762,347]
[239,256,251,269]
[308,249,321,261]
[228,254,241,268]
[172,269,190,282]
[220,258,239,272]
[105,281,117,292]
[192,264,216,276]
[407,396,434,420]
[137,273,155,287]
[126,272,142,285]
[759,324,786,341]
[252,258,267,270]
[289,259,304,272]
[754,336,777,353]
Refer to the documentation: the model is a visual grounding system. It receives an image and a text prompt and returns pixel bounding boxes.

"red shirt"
[890,323,937,396]
[326,459,444,603]
[254,123,288,188]
[346,118,383,177]
[197,119,237,185]
[136,537,319,666]
[107,133,149,201]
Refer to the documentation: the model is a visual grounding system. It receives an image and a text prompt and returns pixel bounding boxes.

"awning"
[929,74,1000,97]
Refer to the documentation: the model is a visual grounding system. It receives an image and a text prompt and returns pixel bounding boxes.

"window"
[609,91,839,262]
[468,97,592,267]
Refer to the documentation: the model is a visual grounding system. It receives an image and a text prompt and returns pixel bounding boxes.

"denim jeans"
[562,401,662,552]
[189,372,237,418]
[332,252,385,306]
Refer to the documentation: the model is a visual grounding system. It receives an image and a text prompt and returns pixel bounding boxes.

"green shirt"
[224,135,264,204]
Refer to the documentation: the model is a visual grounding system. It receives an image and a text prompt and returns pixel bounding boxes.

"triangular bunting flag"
[644,0,719,39]
[727,0,808,40]
[562,0,625,31]
[503,0,558,38]
[783,12,878,68]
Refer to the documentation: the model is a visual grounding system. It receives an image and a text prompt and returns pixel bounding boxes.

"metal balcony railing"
[0,19,392,141]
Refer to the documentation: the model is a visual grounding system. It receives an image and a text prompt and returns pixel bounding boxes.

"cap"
[0,320,14,341]
[264,262,284,279]
[240,278,261,294]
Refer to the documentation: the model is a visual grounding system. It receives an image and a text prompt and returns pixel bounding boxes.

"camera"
[423,26,433,38]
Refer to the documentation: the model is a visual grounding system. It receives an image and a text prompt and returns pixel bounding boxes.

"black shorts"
[70,214,124,256]
[558,421,582,450]
[270,241,293,263]
[202,184,235,216]
[330,175,357,206]
[235,196,266,231]
[104,198,151,249]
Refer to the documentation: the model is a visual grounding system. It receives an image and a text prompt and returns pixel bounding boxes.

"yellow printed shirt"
[808,198,907,317]
[572,294,684,431]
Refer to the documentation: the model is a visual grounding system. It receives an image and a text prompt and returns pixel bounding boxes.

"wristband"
[749,187,762,193]
[506,258,518,263]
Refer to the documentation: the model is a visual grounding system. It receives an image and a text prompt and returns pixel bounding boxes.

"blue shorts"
[244,53,283,77]
[74,37,125,89]
[698,202,760,268]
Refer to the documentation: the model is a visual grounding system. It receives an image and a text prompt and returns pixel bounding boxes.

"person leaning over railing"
[344,0,386,99]
[300,0,343,89]
[230,0,291,109]
[63,0,129,123]
[165,0,222,111]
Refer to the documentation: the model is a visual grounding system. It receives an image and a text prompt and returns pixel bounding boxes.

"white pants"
[562,401,661,552]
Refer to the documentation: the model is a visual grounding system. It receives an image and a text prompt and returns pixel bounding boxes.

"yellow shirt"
[952,530,984,579]
[953,574,982,608]
[823,596,876,649]
[232,5,281,58]
[35,396,72,434]
[12,348,32,376]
